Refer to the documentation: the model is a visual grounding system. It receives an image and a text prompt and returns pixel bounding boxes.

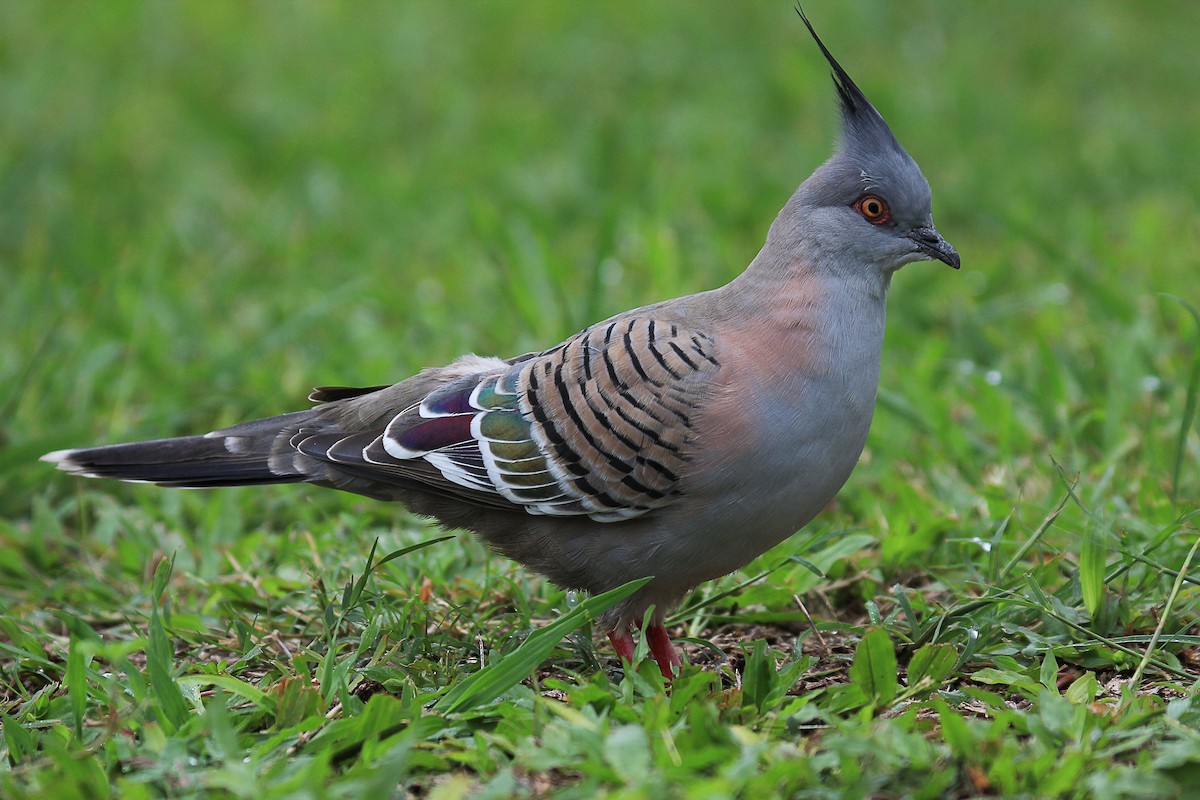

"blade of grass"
[1103,510,1200,588]
[674,531,871,626]
[1159,294,1200,506]
[341,535,456,619]
[673,557,806,622]
[999,486,1070,579]
[1079,521,1107,620]
[1004,586,1189,678]
[147,557,190,732]
[1057,461,1200,589]
[66,634,86,741]
[1129,532,1200,694]
[435,577,650,714]
[176,674,275,713]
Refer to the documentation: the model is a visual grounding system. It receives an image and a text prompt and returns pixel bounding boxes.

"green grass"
[3,1,1200,796]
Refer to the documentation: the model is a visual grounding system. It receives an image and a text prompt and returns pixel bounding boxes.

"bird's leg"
[608,623,681,680]
[607,627,637,666]
[644,622,682,679]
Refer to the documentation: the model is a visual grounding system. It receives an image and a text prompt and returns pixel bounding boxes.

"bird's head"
[772,9,960,278]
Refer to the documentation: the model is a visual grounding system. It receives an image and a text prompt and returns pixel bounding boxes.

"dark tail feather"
[42,429,307,489]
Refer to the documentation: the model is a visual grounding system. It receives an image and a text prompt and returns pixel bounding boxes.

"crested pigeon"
[42,11,958,679]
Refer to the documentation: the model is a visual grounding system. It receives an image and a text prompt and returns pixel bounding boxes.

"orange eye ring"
[853,194,891,225]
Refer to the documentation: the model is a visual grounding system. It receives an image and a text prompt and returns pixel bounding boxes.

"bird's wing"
[291,317,721,522]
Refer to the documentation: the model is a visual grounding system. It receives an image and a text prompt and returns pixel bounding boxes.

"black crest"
[795,6,904,157]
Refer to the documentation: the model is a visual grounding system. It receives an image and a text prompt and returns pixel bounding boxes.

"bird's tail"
[41,410,317,488]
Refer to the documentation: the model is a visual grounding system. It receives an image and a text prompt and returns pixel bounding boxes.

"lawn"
[3,1,1200,797]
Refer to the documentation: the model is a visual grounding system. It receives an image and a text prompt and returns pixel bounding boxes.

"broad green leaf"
[1039,650,1059,692]
[2,714,36,763]
[742,639,776,712]
[907,643,958,695]
[274,677,327,729]
[848,627,897,707]
[1064,671,1099,705]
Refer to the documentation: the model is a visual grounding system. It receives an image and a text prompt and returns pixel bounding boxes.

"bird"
[42,10,958,680]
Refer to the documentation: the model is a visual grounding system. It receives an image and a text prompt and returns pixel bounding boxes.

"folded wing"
[293,317,721,522]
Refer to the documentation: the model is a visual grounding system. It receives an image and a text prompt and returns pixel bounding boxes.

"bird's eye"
[853,195,891,225]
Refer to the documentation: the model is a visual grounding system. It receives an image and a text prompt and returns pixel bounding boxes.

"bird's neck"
[719,244,890,349]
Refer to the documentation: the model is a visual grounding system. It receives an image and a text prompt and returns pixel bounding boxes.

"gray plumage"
[42,10,958,677]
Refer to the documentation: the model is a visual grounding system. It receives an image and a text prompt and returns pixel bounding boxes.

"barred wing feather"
[295,317,720,522]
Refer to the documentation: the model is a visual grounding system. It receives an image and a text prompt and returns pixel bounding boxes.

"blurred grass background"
[2,1,1199,795]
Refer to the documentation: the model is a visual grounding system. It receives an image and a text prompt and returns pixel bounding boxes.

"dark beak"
[906,226,960,269]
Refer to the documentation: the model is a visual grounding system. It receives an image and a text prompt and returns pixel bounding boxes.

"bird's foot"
[607,623,681,681]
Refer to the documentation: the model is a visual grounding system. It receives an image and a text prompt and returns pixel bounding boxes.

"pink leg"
[607,628,636,666]
[644,623,682,680]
